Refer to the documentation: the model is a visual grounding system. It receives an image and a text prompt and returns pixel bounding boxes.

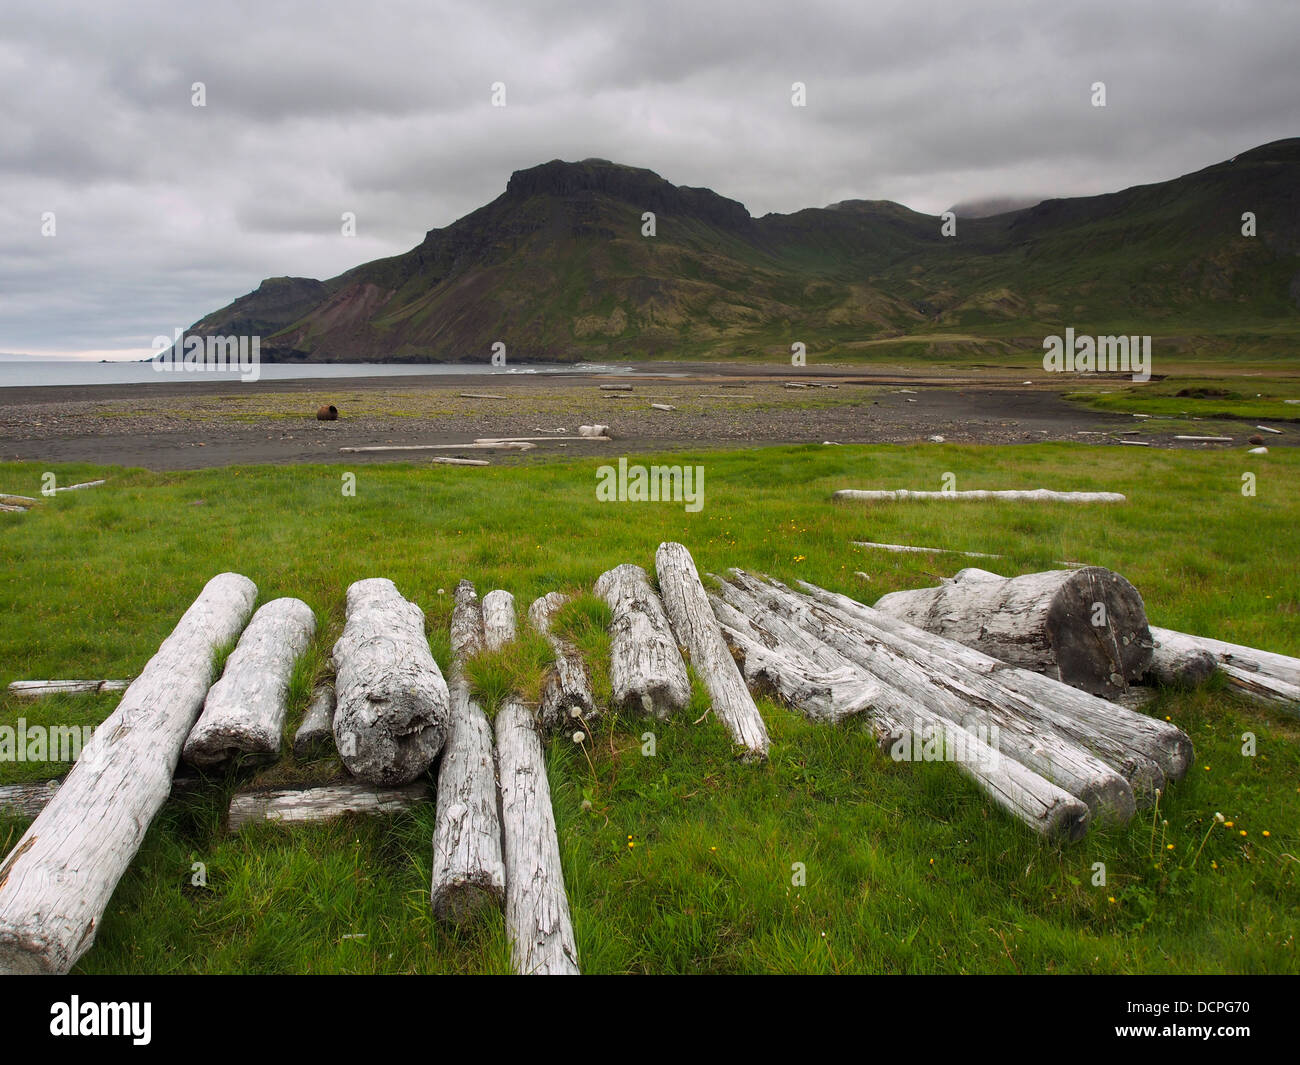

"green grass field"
[1,444,1297,973]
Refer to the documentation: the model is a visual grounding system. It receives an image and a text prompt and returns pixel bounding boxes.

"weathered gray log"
[795,578,1191,787]
[713,577,1089,839]
[721,574,1135,823]
[1146,634,1218,689]
[528,592,597,732]
[481,589,517,651]
[0,572,258,974]
[183,597,316,766]
[332,578,450,786]
[496,699,580,974]
[835,488,1126,503]
[8,680,130,698]
[578,424,610,438]
[710,597,883,724]
[599,383,633,391]
[853,540,1003,559]
[0,782,63,819]
[594,564,691,718]
[655,542,769,759]
[339,442,533,453]
[1149,626,1300,708]
[293,683,337,760]
[872,566,1153,697]
[1,776,210,821]
[228,781,428,832]
[430,580,505,923]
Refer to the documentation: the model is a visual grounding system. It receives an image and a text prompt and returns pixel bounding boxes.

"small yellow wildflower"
[1262,831,1270,838]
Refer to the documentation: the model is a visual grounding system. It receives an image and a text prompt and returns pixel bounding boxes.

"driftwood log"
[872,566,1153,697]
[528,592,597,731]
[7,680,130,698]
[719,573,1135,825]
[715,576,1090,839]
[430,580,506,923]
[1149,626,1300,708]
[228,781,427,832]
[796,578,1191,789]
[332,578,449,786]
[293,683,337,760]
[0,572,258,974]
[183,597,316,766]
[594,564,691,717]
[835,488,1126,504]
[655,542,769,759]
[496,699,580,974]
[481,589,518,651]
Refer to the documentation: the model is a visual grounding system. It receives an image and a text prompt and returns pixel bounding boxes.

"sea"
[0,361,640,389]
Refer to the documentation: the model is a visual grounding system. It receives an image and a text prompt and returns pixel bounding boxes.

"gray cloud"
[2,0,1297,355]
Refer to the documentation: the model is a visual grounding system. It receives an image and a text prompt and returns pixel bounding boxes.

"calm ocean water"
[0,361,636,388]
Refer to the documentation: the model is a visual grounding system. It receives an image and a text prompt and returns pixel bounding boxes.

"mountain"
[945,196,1045,218]
[185,141,1300,363]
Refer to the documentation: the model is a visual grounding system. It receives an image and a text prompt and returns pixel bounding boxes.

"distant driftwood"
[835,488,1126,504]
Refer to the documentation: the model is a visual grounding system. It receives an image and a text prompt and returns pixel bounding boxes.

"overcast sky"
[2,0,1296,358]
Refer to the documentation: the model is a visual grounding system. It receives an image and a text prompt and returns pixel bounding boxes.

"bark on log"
[834,488,1126,503]
[594,564,691,718]
[528,592,597,732]
[655,542,770,759]
[714,578,1089,839]
[1149,626,1300,708]
[228,781,428,832]
[332,578,449,786]
[795,578,1190,788]
[8,680,130,698]
[720,573,1135,823]
[481,589,517,651]
[872,567,1153,697]
[430,580,506,924]
[293,684,337,760]
[0,572,258,974]
[496,699,580,974]
[183,597,316,766]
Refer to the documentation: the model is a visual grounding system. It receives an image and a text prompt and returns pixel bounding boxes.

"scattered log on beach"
[528,592,597,732]
[794,578,1190,789]
[649,403,677,412]
[8,680,130,698]
[872,566,1153,696]
[718,573,1136,824]
[852,540,1003,559]
[0,572,258,974]
[293,683,337,760]
[430,457,490,466]
[578,424,610,438]
[655,542,769,759]
[1149,626,1300,709]
[430,580,506,923]
[496,698,580,974]
[332,578,450,786]
[481,589,518,651]
[183,597,316,766]
[600,383,633,391]
[459,393,508,400]
[339,442,533,453]
[834,488,1126,504]
[1174,436,1232,443]
[228,781,428,832]
[594,564,691,717]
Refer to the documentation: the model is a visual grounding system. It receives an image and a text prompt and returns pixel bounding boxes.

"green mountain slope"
[186,142,1300,363]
